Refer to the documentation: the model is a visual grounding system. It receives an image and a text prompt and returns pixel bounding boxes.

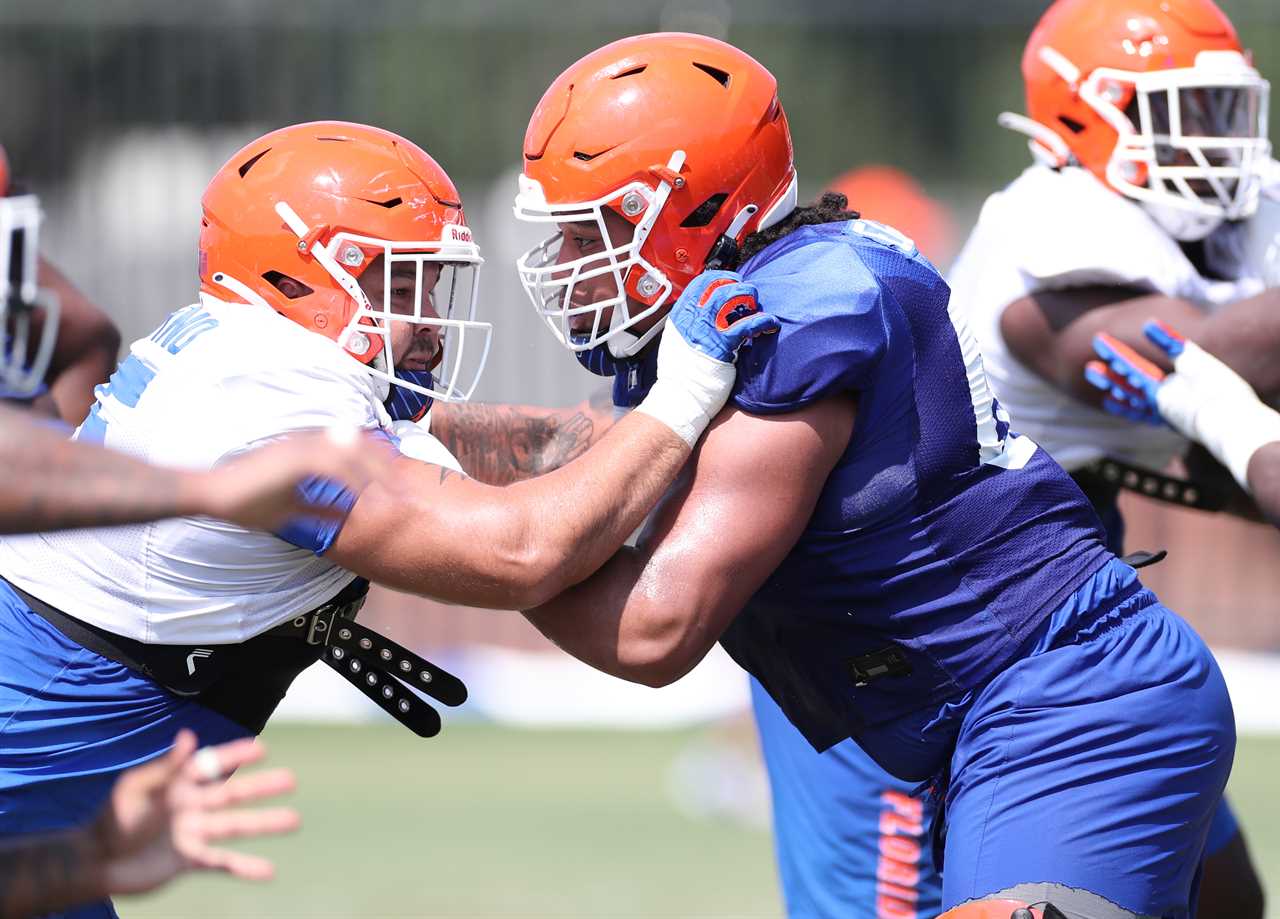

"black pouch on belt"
[9,577,466,737]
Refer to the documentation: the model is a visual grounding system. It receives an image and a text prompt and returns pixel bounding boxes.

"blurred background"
[4,0,1280,915]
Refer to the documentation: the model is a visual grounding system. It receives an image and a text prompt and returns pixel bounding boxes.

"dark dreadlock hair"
[729,192,860,269]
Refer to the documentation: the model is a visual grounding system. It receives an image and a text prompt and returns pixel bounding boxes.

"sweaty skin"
[523,394,856,687]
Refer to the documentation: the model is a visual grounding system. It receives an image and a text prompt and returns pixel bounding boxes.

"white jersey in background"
[949,163,1269,472]
[0,294,457,645]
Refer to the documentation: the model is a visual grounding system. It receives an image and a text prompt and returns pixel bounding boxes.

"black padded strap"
[270,604,467,738]
[1082,457,1228,512]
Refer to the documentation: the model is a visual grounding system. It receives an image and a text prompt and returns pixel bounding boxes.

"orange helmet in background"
[200,121,491,403]
[826,165,959,267]
[1002,0,1271,241]
[0,145,8,197]
[515,32,796,358]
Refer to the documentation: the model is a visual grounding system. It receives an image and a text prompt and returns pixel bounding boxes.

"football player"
[512,32,1233,919]
[0,120,772,918]
[746,165,957,919]
[947,0,1275,913]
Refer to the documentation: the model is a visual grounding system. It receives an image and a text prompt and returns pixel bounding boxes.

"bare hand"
[198,427,395,531]
[92,729,300,896]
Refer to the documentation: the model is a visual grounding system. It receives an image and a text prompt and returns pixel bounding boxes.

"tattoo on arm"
[431,392,613,486]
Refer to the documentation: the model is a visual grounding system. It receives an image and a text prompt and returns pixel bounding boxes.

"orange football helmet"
[1001,0,1271,240]
[515,32,796,358]
[0,143,60,397]
[200,121,491,402]
[825,165,959,267]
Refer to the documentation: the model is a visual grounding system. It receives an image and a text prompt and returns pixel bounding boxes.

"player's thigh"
[752,679,942,918]
[940,602,1233,919]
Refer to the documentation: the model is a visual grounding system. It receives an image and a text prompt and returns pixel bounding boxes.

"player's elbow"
[483,521,576,611]
[616,613,711,688]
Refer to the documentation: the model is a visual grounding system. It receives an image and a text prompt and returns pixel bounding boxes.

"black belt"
[9,578,466,738]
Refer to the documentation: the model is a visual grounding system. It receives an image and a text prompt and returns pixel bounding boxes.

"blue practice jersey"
[599,219,1112,780]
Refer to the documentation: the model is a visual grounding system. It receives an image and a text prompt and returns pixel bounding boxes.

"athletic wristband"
[635,323,736,448]
[1156,341,1280,490]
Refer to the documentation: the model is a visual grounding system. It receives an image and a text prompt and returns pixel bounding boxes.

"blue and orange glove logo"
[671,270,779,363]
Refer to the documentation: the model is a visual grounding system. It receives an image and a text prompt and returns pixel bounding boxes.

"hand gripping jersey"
[0,294,452,645]
[949,163,1271,473]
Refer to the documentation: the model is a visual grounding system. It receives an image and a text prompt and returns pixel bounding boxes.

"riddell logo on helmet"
[443,224,473,243]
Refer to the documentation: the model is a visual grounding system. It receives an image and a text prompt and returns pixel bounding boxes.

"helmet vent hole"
[612,65,648,79]
[691,62,731,88]
[1057,115,1086,135]
[237,149,271,178]
[680,193,728,228]
[263,271,314,299]
[574,150,602,161]
[362,196,403,209]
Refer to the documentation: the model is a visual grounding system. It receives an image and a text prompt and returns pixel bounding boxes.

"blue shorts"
[940,561,1234,916]
[751,678,942,919]
[750,560,1235,918]
[0,581,250,917]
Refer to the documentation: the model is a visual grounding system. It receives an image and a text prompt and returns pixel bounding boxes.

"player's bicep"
[637,393,856,633]
[1000,286,1204,402]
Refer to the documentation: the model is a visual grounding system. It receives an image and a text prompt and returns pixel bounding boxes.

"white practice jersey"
[949,163,1270,472]
[0,294,459,645]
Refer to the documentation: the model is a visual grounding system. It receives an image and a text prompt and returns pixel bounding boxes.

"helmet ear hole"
[262,271,314,300]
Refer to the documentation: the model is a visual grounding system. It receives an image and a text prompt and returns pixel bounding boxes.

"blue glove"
[1084,324,1174,425]
[667,270,779,364]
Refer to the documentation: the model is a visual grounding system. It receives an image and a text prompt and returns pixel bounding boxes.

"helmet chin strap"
[1140,199,1224,242]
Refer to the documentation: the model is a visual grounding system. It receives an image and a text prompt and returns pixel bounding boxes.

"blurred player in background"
[1089,318,1280,526]
[513,32,1233,919]
[1,731,299,919]
[0,120,771,918]
[0,145,120,424]
[947,0,1279,914]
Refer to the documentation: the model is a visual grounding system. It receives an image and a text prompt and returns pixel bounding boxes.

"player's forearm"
[428,389,615,485]
[0,411,209,533]
[1247,442,1280,528]
[0,826,104,919]
[1189,288,1280,399]
[454,412,693,609]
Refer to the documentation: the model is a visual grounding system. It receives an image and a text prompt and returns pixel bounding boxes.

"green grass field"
[120,724,1280,919]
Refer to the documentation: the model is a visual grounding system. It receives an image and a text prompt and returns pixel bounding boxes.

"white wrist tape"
[1156,342,1280,490]
[635,324,736,448]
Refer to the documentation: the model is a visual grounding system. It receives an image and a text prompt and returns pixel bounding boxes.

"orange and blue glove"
[667,270,779,364]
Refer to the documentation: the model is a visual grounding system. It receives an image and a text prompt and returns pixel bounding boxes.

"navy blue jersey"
[602,219,1112,776]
